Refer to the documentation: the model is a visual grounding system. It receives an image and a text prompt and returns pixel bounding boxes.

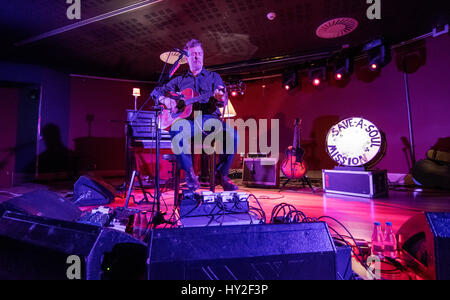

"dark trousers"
[169,114,238,177]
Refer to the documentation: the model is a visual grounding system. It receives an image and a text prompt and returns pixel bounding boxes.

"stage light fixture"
[334,57,353,80]
[226,80,246,97]
[282,70,298,91]
[364,39,391,71]
[308,66,326,87]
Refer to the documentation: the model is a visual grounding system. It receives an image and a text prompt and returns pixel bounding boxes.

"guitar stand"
[280,175,315,192]
[124,169,154,208]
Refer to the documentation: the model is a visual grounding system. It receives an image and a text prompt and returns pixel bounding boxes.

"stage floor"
[1,176,450,280]
[100,178,450,242]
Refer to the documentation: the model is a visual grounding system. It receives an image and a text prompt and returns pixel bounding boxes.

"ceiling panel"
[1,0,448,79]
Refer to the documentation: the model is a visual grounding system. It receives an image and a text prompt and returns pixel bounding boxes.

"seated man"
[153,39,238,191]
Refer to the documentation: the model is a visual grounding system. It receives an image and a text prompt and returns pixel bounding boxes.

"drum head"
[326,117,386,168]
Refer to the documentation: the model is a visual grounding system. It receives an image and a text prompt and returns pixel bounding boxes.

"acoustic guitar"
[158,88,220,130]
[281,118,307,179]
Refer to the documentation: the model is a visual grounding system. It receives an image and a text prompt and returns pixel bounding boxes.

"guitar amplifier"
[322,168,388,198]
[243,157,280,188]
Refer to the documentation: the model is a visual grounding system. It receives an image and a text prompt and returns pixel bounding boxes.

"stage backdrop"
[229,34,450,174]
[65,34,450,175]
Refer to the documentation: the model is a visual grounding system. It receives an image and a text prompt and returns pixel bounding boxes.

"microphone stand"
[149,102,165,226]
[149,53,184,227]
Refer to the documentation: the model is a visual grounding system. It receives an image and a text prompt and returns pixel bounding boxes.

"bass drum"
[325,117,386,169]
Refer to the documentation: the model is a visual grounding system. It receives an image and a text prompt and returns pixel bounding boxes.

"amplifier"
[322,168,388,198]
[242,157,279,188]
[179,190,249,218]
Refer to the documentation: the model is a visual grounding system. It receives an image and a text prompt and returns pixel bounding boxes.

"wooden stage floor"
[113,179,450,242]
[1,176,450,280]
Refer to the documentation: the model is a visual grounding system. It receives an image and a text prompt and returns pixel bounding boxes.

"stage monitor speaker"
[397,212,450,280]
[0,190,82,222]
[147,222,351,280]
[242,158,280,188]
[0,211,147,280]
[73,175,116,206]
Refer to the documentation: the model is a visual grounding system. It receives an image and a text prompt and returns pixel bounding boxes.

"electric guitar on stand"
[280,118,314,191]
[281,118,307,178]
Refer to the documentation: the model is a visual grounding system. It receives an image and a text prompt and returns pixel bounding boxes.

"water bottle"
[371,222,384,257]
[383,222,397,258]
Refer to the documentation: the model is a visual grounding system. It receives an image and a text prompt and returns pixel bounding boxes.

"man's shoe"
[185,168,200,191]
[218,175,238,191]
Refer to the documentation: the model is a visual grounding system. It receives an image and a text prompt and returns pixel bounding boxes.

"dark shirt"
[154,68,226,118]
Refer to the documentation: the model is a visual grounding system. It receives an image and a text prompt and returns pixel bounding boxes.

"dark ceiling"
[0,0,448,80]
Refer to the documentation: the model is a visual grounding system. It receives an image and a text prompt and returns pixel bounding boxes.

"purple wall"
[62,34,449,174]
[68,76,154,171]
[231,34,450,173]
[0,87,19,187]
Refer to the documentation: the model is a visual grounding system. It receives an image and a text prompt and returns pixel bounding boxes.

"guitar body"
[281,118,307,179]
[159,88,197,130]
[281,146,307,178]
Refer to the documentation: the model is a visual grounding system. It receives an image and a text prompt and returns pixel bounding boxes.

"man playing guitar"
[152,39,238,191]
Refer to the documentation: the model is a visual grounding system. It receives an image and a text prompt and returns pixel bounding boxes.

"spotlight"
[364,39,391,71]
[282,70,298,90]
[308,66,326,87]
[225,80,246,97]
[334,57,353,80]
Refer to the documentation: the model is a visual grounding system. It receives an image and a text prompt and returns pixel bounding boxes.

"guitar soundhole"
[176,101,185,112]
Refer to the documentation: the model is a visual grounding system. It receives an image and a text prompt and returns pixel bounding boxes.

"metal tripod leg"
[125,170,151,208]
[303,175,314,192]
[279,176,314,192]
[279,178,291,191]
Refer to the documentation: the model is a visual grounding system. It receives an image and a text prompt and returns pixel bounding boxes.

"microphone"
[173,48,189,57]
[169,60,181,78]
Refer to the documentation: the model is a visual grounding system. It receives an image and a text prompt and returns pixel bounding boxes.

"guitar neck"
[293,126,298,149]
